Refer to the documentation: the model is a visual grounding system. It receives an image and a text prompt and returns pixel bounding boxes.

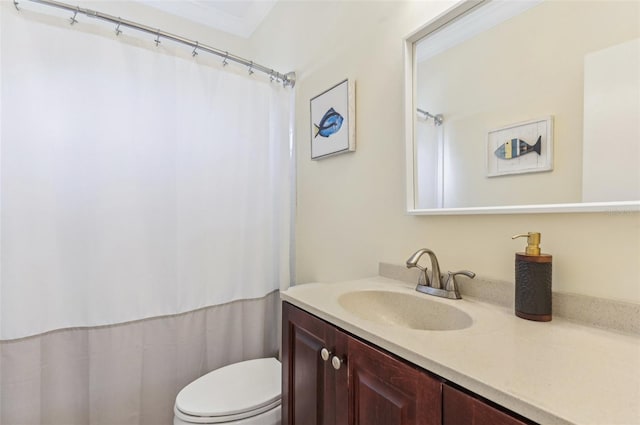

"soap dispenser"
[512,232,552,322]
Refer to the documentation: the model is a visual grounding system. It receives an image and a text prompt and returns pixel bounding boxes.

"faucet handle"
[450,270,475,279]
[443,270,476,296]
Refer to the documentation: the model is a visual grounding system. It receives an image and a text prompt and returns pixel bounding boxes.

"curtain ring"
[70,7,79,25]
[222,52,229,67]
[115,19,122,36]
[154,30,161,46]
[13,0,19,11]
[248,61,254,75]
[192,42,199,57]
[269,70,275,82]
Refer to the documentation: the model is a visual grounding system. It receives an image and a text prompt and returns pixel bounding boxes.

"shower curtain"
[0,3,292,423]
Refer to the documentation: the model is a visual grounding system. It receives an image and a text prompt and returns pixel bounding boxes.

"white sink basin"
[338,290,472,331]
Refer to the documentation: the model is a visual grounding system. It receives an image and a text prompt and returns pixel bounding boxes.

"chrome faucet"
[406,248,475,299]
[406,248,443,289]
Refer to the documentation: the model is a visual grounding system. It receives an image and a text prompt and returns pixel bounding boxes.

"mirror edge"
[403,0,640,215]
[408,201,640,216]
[403,24,415,213]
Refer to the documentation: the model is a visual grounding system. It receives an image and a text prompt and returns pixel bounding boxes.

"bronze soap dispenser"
[512,232,552,322]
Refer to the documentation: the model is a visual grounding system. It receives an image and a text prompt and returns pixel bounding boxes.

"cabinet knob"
[331,355,344,370]
[320,348,331,361]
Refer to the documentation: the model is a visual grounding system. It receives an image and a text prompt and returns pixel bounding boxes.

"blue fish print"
[314,107,344,138]
[494,135,542,160]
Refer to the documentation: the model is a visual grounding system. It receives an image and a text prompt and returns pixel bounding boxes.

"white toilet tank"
[174,357,281,425]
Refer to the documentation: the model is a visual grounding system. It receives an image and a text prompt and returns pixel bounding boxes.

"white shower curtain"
[0,3,292,423]
[0,4,292,340]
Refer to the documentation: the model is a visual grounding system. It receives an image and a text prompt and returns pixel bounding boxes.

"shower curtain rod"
[14,0,296,88]
[416,108,443,126]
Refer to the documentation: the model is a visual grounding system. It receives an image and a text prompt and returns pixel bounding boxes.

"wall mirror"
[404,0,640,214]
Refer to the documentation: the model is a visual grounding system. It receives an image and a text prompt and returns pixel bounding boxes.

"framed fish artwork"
[310,79,356,160]
[487,117,554,177]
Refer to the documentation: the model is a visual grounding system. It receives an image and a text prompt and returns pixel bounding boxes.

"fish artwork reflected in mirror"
[494,135,542,160]
[314,107,344,138]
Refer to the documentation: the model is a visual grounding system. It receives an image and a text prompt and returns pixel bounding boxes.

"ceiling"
[137,0,278,38]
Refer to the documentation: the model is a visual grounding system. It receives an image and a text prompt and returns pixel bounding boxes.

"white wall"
[251,1,640,304]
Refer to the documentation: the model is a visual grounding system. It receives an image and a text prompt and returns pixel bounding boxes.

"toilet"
[174,357,281,425]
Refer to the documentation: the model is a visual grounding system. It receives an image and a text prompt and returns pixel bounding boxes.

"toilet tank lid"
[175,357,281,418]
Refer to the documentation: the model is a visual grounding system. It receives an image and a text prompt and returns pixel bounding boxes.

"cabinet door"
[282,302,345,425]
[347,335,442,425]
[443,384,533,425]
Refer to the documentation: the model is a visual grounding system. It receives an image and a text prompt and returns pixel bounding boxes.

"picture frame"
[487,116,553,177]
[310,79,356,160]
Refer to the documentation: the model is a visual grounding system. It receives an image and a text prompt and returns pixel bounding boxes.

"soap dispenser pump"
[512,232,552,322]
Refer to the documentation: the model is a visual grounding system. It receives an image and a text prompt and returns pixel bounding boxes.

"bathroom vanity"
[280,277,640,425]
[282,302,530,425]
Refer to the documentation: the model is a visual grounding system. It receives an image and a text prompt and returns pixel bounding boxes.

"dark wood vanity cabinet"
[282,302,440,425]
[281,300,348,425]
[282,302,534,425]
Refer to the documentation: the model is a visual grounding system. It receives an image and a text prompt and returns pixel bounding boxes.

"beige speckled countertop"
[281,277,640,425]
